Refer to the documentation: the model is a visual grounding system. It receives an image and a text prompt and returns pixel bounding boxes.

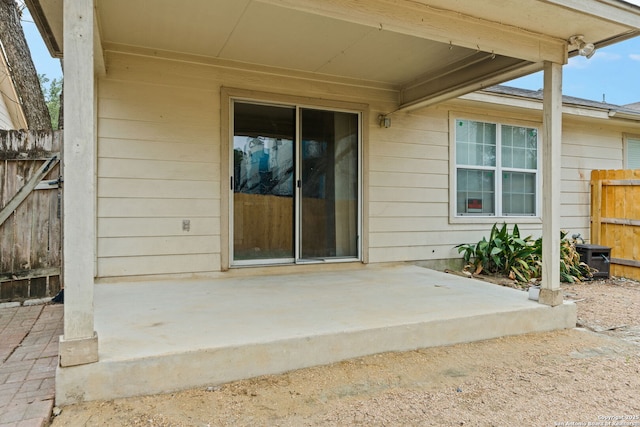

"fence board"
[0,130,62,302]
[591,169,640,281]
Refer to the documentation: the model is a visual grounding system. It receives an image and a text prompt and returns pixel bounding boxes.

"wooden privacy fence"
[0,130,62,302]
[590,169,640,281]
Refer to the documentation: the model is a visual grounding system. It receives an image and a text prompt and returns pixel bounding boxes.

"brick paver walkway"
[0,304,63,427]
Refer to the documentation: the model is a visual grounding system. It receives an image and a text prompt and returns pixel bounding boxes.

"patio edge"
[55,301,576,405]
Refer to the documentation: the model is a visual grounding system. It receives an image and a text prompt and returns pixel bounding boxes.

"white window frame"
[449,113,542,225]
[624,134,640,169]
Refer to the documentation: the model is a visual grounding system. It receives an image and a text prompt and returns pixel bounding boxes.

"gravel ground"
[51,277,640,427]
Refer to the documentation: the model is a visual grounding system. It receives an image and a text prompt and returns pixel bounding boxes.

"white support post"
[540,61,563,307]
[59,0,99,366]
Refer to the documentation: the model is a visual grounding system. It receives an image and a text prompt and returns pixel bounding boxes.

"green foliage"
[456,223,540,283]
[559,231,593,283]
[456,223,592,284]
[38,74,62,129]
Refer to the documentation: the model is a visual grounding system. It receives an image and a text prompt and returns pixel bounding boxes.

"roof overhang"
[0,47,28,129]
[25,0,640,108]
[609,109,640,120]
[457,87,640,123]
[24,0,62,59]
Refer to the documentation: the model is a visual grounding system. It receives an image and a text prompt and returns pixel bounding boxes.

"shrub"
[558,231,594,283]
[456,223,540,283]
[456,223,592,284]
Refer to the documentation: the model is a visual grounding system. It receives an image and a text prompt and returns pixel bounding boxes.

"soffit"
[24,0,63,57]
[417,0,639,43]
[25,0,640,108]
[96,0,486,87]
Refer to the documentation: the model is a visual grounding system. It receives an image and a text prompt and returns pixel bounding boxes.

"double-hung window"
[454,118,539,217]
[625,135,640,169]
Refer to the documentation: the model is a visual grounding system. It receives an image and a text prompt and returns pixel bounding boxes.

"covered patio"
[55,264,575,404]
[23,0,640,406]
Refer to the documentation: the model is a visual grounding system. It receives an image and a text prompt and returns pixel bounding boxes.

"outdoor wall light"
[378,114,391,128]
[568,35,596,59]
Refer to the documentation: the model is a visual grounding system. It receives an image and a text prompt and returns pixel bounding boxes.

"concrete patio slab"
[55,264,576,405]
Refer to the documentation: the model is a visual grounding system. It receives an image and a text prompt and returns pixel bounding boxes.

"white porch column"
[59,0,98,366]
[540,61,564,307]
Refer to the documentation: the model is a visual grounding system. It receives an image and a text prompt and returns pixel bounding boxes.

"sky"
[506,0,640,107]
[18,2,640,107]
[20,5,63,82]
[507,36,640,106]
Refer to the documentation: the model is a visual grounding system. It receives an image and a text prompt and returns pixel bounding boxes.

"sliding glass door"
[300,109,358,259]
[232,101,360,265]
[233,102,295,262]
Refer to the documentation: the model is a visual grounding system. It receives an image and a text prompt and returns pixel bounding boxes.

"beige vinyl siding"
[559,122,623,240]
[98,217,220,238]
[97,198,220,219]
[96,49,637,277]
[98,254,220,278]
[97,50,395,277]
[97,54,221,277]
[98,236,220,257]
[367,105,630,264]
[367,106,544,263]
[366,107,455,262]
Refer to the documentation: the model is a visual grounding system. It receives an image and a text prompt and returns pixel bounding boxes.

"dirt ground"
[51,277,640,427]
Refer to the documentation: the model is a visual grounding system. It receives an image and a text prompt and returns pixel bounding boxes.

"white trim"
[449,112,542,224]
[624,133,640,169]
[60,0,99,361]
[540,61,563,296]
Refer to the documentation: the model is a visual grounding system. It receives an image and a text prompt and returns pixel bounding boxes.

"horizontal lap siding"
[98,217,219,238]
[98,178,219,199]
[98,254,221,277]
[98,51,398,277]
[97,51,632,274]
[97,57,220,277]
[98,236,220,257]
[367,108,457,262]
[367,108,629,264]
[98,199,220,218]
[368,107,543,262]
[560,123,624,240]
[365,107,547,262]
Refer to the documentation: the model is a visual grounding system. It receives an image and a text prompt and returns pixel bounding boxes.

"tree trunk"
[0,0,52,130]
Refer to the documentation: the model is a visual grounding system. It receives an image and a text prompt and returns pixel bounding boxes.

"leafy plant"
[531,231,594,283]
[456,224,593,284]
[559,231,594,283]
[456,223,540,283]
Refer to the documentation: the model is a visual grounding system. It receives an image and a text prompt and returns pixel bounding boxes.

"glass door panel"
[233,102,295,262]
[300,109,358,259]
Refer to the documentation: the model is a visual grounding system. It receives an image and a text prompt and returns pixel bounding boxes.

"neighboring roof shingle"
[482,85,640,118]
[624,102,640,111]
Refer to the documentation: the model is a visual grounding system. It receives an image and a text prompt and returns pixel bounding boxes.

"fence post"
[590,170,602,245]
